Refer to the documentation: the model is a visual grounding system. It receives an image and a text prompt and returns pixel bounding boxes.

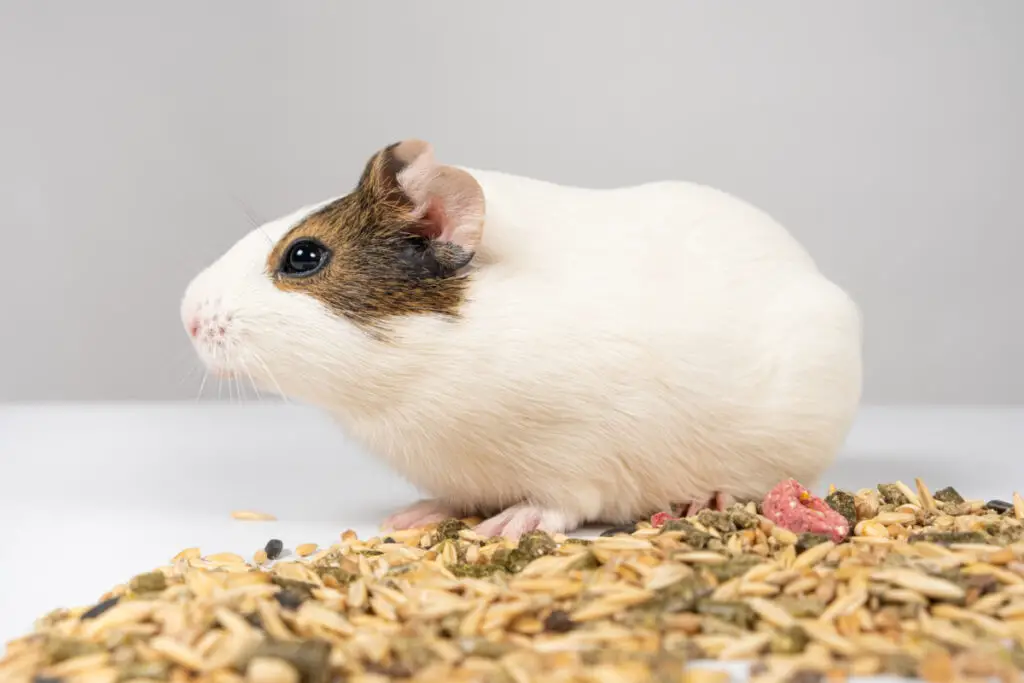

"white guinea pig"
[182,140,862,538]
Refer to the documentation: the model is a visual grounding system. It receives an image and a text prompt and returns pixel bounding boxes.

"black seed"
[599,523,637,537]
[383,537,396,544]
[543,610,576,633]
[265,539,284,560]
[245,612,264,630]
[274,589,306,610]
[987,499,1013,513]
[80,597,119,621]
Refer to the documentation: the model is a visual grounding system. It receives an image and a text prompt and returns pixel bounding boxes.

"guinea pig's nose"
[187,317,200,338]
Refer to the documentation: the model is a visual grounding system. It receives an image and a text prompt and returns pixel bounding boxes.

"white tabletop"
[2,403,1022,682]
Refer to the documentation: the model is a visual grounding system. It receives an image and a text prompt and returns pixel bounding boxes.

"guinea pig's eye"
[280,239,330,278]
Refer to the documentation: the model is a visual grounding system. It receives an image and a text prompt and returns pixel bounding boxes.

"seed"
[148,637,205,671]
[1015,492,1024,520]
[79,597,119,621]
[264,539,284,560]
[875,511,916,525]
[599,523,637,537]
[682,672,730,683]
[870,569,965,600]
[246,656,300,683]
[915,478,938,513]
[986,499,1013,514]
[207,553,246,564]
[747,597,796,628]
[231,510,277,521]
[675,551,728,564]
[8,477,1024,681]
[770,527,798,545]
[792,541,835,570]
[854,521,888,538]
[542,610,575,633]
[718,632,771,659]
[172,547,201,562]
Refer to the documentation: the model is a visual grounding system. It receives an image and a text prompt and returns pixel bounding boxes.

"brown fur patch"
[267,145,472,329]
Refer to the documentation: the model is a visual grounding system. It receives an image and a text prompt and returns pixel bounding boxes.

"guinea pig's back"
[449,169,861,492]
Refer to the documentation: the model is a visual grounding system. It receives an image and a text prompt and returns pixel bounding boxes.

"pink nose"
[187,318,200,338]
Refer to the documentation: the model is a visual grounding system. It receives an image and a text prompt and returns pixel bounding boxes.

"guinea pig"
[181,139,862,538]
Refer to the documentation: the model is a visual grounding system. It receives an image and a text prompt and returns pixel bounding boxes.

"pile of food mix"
[4,478,1024,683]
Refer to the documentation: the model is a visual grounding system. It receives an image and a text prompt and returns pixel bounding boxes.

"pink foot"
[382,499,461,531]
[474,503,573,540]
[683,491,731,517]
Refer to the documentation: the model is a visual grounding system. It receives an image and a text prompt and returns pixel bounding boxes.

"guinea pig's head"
[180,140,485,404]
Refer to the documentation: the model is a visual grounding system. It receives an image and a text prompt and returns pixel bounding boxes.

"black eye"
[280,239,330,277]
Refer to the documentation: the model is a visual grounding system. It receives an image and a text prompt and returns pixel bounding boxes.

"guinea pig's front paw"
[382,499,461,531]
[474,503,574,540]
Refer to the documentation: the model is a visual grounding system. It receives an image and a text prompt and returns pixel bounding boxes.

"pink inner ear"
[419,196,448,240]
[394,145,485,251]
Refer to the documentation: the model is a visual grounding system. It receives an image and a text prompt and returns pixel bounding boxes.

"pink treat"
[651,511,676,528]
[762,479,850,543]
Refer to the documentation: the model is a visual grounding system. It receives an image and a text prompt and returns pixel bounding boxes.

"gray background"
[0,1,1020,403]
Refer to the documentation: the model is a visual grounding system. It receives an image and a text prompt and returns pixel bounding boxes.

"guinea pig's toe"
[382,498,459,531]
[682,491,732,517]
[474,503,572,540]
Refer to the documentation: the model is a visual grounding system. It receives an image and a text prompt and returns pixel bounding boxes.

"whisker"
[251,351,289,404]
[177,365,197,387]
[243,363,263,403]
[226,191,272,245]
[195,372,209,402]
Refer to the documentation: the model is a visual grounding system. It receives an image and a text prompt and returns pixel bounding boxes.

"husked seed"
[231,510,277,521]
[247,656,300,683]
[6,477,1024,682]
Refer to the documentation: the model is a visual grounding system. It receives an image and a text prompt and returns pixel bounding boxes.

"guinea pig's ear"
[359,140,485,256]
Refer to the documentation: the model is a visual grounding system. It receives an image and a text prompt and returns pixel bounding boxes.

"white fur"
[182,168,862,534]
